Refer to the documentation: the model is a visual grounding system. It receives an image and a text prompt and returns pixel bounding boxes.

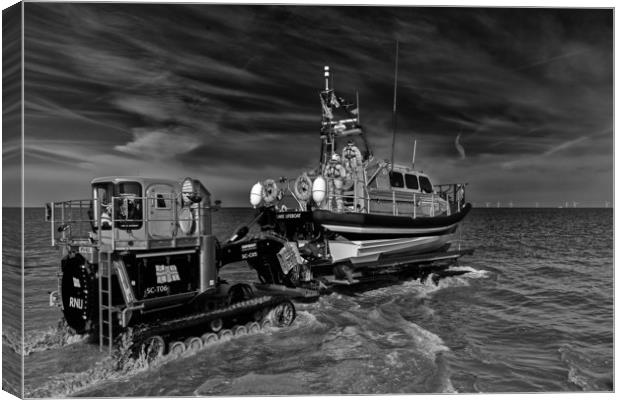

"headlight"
[181,177,196,205]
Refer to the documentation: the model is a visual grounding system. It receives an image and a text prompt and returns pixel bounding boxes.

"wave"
[26,348,148,398]
[4,320,90,356]
[363,265,490,300]
[314,294,457,393]
[558,345,613,391]
[27,321,283,397]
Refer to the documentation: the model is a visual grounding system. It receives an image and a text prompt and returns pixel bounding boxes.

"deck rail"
[46,195,211,250]
[283,176,467,217]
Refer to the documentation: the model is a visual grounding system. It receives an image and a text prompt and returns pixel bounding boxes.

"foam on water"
[28,351,148,397]
[558,345,613,391]
[314,292,457,393]
[28,322,281,397]
[361,265,490,300]
[21,321,89,356]
[291,309,327,330]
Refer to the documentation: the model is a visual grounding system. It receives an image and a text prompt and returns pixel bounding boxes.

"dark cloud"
[18,4,612,206]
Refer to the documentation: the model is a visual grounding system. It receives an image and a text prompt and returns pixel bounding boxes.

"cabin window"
[155,194,170,209]
[419,176,433,193]
[405,174,419,190]
[93,183,113,206]
[389,171,404,188]
[114,182,143,229]
[92,183,113,230]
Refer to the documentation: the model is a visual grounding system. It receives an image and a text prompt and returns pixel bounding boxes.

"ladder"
[98,250,114,354]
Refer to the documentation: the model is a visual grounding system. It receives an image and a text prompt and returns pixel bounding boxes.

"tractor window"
[114,182,143,229]
[91,183,114,230]
[156,194,169,209]
[93,183,113,206]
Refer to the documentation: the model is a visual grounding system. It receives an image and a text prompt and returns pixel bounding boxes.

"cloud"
[543,135,589,156]
[455,133,466,160]
[115,128,203,159]
[19,5,612,207]
[501,135,591,169]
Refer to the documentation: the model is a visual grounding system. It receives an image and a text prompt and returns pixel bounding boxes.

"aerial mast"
[390,40,399,170]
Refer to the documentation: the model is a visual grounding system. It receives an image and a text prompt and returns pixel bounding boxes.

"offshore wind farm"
[473,200,611,208]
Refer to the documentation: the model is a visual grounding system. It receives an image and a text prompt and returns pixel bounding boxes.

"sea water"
[2,207,613,396]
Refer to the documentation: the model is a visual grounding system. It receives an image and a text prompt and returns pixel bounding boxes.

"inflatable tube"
[312,176,327,204]
[293,174,312,202]
[250,182,263,207]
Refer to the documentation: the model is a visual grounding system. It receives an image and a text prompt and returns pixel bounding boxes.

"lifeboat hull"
[327,234,455,263]
[313,203,472,240]
[312,203,471,263]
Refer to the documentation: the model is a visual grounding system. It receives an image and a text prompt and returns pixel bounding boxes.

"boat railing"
[433,183,467,213]
[316,180,466,218]
[46,195,210,250]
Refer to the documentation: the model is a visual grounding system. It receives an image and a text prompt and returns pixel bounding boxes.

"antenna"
[411,139,417,169]
[356,90,360,125]
[390,40,399,170]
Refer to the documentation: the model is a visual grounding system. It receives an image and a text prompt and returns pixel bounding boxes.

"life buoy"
[293,174,312,201]
[178,207,194,234]
[262,179,279,204]
[342,144,362,164]
[325,163,345,179]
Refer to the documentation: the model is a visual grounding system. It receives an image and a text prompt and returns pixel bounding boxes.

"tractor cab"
[85,176,212,250]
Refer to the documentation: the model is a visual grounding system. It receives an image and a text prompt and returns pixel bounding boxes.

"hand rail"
[47,195,210,248]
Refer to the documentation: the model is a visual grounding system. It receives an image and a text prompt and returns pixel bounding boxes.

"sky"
[4,4,613,207]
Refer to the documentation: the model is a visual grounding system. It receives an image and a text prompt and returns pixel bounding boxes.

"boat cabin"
[367,164,435,194]
[359,161,448,217]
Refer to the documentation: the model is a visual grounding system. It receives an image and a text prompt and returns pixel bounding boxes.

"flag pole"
[390,40,399,170]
